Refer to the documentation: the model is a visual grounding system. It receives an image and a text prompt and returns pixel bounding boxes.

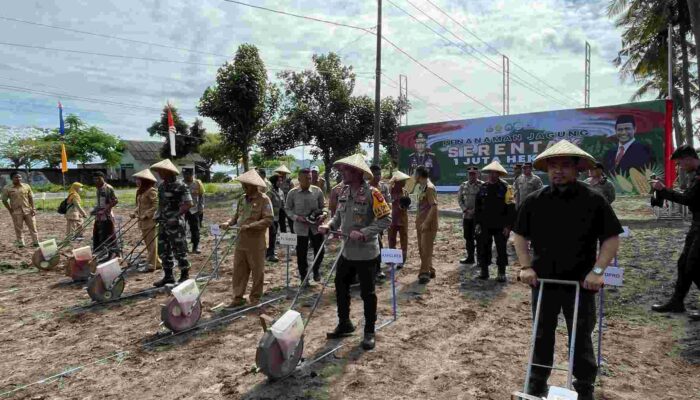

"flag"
[59,102,68,173]
[167,104,176,157]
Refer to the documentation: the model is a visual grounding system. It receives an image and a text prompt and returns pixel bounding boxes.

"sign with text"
[604,266,624,287]
[210,224,221,237]
[279,233,297,246]
[398,100,671,193]
[381,248,404,264]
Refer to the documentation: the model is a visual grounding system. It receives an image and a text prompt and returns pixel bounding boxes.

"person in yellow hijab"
[65,182,88,239]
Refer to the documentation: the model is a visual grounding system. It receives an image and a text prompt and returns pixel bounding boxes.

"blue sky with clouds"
[0,0,647,161]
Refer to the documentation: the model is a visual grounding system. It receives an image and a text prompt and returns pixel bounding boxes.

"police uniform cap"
[415,131,427,140]
[670,145,699,160]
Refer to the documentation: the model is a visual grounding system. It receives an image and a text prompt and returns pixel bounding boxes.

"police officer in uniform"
[319,154,391,350]
[474,160,515,282]
[584,162,616,204]
[151,159,193,287]
[514,162,543,208]
[458,166,483,264]
[651,145,700,320]
[407,131,441,183]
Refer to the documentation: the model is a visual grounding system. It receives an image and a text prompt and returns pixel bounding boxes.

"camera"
[650,190,664,208]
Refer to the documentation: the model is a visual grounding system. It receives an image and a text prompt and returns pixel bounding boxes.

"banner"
[398,100,671,194]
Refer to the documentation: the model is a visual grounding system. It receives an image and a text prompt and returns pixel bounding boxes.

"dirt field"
[1,200,699,399]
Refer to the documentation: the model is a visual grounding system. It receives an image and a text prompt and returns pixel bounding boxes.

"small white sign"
[40,192,47,200]
[381,248,404,264]
[547,386,578,400]
[279,233,298,246]
[604,266,624,287]
[620,226,631,238]
[210,224,221,237]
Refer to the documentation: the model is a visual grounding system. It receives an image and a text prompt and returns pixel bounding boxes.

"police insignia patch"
[372,189,391,218]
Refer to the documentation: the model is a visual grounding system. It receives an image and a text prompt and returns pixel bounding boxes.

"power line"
[219,0,373,32]
[422,0,582,106]
[389,0,575,108]
[381,72,461,120]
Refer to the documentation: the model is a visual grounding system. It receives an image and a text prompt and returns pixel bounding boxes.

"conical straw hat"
[132,169,157,182]
[274,164,291,174]
[390,170,412,182]
[236,169,268,188]
[150,159,180,175]
[481,160,508,176]
[333,153,373,179]
[533,139,595,171]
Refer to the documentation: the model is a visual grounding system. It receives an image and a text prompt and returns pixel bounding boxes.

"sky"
[0,0,648,163]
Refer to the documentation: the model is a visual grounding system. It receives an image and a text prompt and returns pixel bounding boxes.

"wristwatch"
[592,266,605,276]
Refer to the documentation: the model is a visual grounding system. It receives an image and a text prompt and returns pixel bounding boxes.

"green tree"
[147,105,203,159]
[0,128,46,170]
[198,132,237,181]
[61,115,124,166]
[198,43,280,171]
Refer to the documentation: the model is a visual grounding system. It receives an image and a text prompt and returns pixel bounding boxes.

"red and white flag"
[167,104,176,157]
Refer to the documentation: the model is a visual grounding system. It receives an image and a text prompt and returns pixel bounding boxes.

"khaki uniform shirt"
[514,174,543,207]
[285,185,325,236]
[136,187,158,228]
[188,179,205,213]
[232,192,273,251]
[2,183,34,215]
[329,182,391,260]
[416,180,439,231]
[458,180,483,219]
[390,187,409,228]
[329,183,343,217]
[95,183,118,222]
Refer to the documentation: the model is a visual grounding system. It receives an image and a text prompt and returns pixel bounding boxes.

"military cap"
[415,131,427,140]
[523,162,532,167]
[671,145,699,160]
[182,168,194,175]
[467,166,478,173]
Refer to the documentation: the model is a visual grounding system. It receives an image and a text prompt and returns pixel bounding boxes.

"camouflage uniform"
[514,174,543,207]
[584,177,616,204]
[156,179,193,274]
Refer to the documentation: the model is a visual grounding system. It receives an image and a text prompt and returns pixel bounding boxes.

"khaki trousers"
[12,213,38,245]
[66,218,82,237]
[140,223,161,271]
[232,247,265,304]
[417,228,437,276]
[388,225,408,263]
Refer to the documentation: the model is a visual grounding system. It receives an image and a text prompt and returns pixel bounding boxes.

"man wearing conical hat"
[183,168,206,254]
[222,169,273,306]
[388,170,412,269]
[131,169,160,272]
[474,160,515,282]
[512,140,622,399]
[150,159,193,287]
[274,164,293,234]
[458,166,483,265]
[91,171,119,260]
[319,153,391,351]
[513,162,543,208]
[414,165,439,284]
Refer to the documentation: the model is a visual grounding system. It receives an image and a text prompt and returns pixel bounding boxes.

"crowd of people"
[5,139,700,400]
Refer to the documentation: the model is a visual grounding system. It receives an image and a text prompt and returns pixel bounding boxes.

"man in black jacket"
[650,145,700,320]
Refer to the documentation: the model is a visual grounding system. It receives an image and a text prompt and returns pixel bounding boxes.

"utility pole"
[667,23,673,99]
[399,74,408,125]
[584,41,591,108]
[502,55,509,115]
[373,0,382,165]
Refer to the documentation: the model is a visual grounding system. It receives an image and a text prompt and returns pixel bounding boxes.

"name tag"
[279,233,297,246]
[604,266,624,287]
[381,249,404,264]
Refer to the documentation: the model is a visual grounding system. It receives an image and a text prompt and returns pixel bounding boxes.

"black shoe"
[326,321,355,339]
[178,268,189,283]
[267,255,279,262]
[526,381,547,397]
[651,301,686,313]
[395,263,403,270]
[429,270,436,279]
[459,257,475,264]
[313,271,321,282]
[153,270,175,287]
[362,333,375,350]
[418,273,430,284]
[689,311,700,321]
[496,274,507,283]
[476,266,489,280]
[376,271,387,281]
[573,382,594,400]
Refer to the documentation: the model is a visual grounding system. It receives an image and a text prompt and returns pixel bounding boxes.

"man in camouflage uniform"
[474,160,516,282]
[584,162,616,204]
[152,159,193,287]
[183,168,205,254]
[407,131,441,183]
[514,162,543,208]
[320,154,391,351]
[458,167,483,264]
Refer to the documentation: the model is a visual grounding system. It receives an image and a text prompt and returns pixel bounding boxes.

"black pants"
[375,234,383,275]
[335,256,377,333]
[462,218,477,260]
[478,227,508,270]
[199,211,204,228]
[185,212,200,250]
[266,221,278,258]
[296,233,324,278]
[92,219,116,257]
[278,209,294,234]
[529,284,597,392]
[671,224,700,303]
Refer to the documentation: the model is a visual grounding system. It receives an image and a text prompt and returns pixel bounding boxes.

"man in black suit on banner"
[603,114,654,175]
